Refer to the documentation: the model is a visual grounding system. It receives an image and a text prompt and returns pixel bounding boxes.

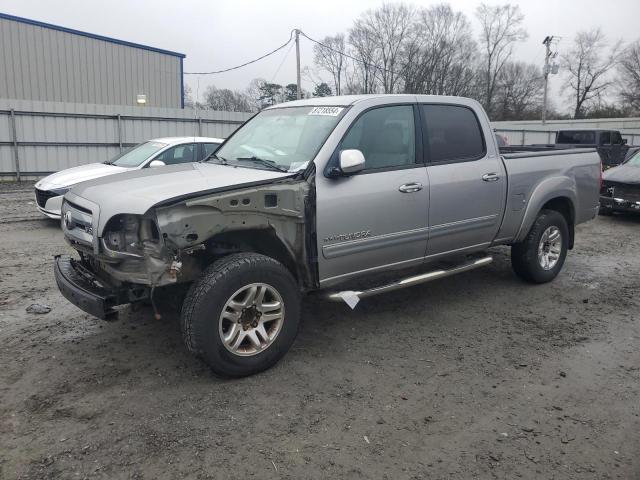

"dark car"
[557,129,629,168]
[599,149,640,215]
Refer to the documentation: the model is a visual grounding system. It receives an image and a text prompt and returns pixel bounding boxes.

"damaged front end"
[56,177,315,319]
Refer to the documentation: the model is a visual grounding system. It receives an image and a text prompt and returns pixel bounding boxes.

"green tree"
[258,83,283,106]
[313,83,333,97]
[284,83,298,102]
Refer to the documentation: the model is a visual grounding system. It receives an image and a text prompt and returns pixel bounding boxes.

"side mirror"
[149,159,166,168]
[338,149,365,175]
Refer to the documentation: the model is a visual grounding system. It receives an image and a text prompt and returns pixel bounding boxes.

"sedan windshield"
[626,150,640,167]
[109,141,168,167]
[213,106,347,172]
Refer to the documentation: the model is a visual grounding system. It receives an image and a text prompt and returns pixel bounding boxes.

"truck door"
[609,131,626,166]
[315,104,429,286]
[420,104,506,258]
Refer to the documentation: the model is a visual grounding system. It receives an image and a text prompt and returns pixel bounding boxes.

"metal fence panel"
[0,98,252,179]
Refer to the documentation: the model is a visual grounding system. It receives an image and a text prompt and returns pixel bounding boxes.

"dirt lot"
[0,182,638,480]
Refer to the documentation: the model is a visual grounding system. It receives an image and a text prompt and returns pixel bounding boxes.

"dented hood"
[66,162,294,232]
[604,164,640,185]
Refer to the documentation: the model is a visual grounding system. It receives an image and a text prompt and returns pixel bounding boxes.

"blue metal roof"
[0,12,186,58]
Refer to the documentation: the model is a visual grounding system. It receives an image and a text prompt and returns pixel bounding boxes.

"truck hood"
[66,162,294,232]
[604,164,640,185]
[36,163,128,190]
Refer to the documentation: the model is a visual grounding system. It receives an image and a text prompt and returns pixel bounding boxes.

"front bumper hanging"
[54,255,148,319]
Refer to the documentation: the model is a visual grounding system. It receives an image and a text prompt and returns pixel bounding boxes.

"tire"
[511,209,569,284]
[181,253,301,378]
[598,205,613,216]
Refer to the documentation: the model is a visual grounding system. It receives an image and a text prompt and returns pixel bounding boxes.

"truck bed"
[494,147,601,245]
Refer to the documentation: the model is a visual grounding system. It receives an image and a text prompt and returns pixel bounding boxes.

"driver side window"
[341,105,415,170]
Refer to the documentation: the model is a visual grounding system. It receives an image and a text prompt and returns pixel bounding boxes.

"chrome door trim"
[322,227,429,260]
[428,214,498,239]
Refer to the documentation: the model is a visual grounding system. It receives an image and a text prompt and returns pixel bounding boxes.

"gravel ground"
[0,183,639,479]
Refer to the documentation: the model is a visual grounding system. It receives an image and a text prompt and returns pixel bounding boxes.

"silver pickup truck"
[55,94,600,377]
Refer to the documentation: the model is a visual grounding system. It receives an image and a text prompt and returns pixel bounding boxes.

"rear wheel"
[511,209,569,284]
[181,253,301,378]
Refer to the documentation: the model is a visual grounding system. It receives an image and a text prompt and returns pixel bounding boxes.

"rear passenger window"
[341,105,415,170]
[421,105,485,162]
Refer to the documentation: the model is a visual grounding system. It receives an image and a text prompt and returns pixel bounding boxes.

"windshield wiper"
[204,153,229,165]
[234,156,289,172]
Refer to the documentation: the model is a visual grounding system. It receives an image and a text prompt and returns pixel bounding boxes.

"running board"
[326,255,493,309]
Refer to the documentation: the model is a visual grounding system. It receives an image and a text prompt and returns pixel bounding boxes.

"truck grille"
[611,183,640,202]
[34,188,58,208]
[62,200,95,248]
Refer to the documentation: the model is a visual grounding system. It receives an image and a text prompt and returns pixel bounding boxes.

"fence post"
[198,118,202,137]
[117,114,123,152]
[520,130,525,146]
[9,109,20,182]
[548,131,553,144]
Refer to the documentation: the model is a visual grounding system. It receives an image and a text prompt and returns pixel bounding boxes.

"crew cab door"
[420,103,506,258]
[315,104,429,286]
[607,131,626,166]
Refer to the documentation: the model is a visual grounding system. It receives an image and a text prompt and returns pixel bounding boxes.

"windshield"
[109,141,168,167]
[626,150,640,167]
[214,106,347,172]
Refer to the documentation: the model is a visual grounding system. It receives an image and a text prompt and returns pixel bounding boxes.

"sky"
[2,0,640,112]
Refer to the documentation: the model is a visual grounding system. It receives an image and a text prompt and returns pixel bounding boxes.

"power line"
[270,39,295,84]
[298,30,403,78]
[184,30,295,75]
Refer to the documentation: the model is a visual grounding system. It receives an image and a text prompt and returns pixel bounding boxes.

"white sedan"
[34,136,224,218]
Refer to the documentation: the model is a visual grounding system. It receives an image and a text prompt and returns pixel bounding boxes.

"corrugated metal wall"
[493,118,640,146]
[0,15,183,108]
[0,99,252,179]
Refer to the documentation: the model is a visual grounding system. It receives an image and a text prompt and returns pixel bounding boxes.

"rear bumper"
[54,255,148,319]
[599,195,640,213]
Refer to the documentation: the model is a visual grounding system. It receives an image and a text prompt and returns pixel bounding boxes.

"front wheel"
[511,209,569,284]
[181,253,301,377]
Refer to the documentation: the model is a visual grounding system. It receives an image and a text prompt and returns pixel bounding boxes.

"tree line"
[185,2,640,120]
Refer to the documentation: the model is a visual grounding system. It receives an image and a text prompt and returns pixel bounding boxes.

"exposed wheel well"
[205,228,301,283]
[540,197,575,248]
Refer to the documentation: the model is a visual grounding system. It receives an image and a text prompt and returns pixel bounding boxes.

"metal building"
[0,12,185,108]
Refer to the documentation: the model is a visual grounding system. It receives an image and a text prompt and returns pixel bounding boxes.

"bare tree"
[402,4,478,96]
[618,40,640,114]
[313,34,346,96]
[351,3,414,93]
[348,25,380,93]
[475,3,527,116]
[202,85,252,112]
[494,61,544,120]
[562,29,623,118]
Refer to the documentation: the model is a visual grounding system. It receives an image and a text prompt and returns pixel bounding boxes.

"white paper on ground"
[338,291,360,310]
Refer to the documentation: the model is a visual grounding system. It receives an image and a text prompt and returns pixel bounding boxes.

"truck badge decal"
[323,230,371,243]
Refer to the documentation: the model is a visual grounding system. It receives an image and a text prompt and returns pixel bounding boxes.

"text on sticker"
[309,107,344,116]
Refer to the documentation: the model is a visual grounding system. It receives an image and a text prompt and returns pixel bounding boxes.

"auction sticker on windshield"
[308,106,344,116]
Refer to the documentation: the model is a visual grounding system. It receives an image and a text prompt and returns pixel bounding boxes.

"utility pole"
[542,36,555,124]
[295,29,302,100]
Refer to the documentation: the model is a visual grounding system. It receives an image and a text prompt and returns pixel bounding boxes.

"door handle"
[398,182,423,193]
[482,173,500,182]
